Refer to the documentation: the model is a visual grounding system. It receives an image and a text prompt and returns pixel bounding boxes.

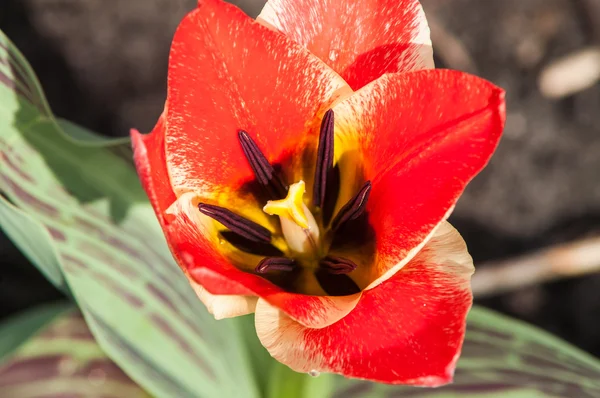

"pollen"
[263,180,310,229]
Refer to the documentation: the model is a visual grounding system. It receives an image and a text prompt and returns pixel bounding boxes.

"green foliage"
[0,302,72,361]
[0,31,260,398]
[267,362,334,398]
[0,306,151,398]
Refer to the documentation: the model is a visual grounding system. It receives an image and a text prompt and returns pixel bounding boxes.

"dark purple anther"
[331,181,372,231]
[238,130,287,199]
[255,257,296,273]
[198,203,271,243]
[313,109,335,208]
[320,256,358,274]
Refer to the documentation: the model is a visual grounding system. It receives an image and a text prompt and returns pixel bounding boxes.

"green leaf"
[55,117,131,147]
[0,302,72,361]
[0,307,151,398]
[0,30,260,398]
[0,28,129,149]
[328,306,600,398]
[0,199,69,293]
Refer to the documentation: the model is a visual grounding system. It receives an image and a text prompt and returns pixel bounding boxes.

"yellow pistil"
[263,180,320,256]
[263,181,309,229]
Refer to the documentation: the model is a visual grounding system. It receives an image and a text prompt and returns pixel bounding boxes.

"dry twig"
[538,47,600,98]
[538,0,600,98]
[472,236,600,297]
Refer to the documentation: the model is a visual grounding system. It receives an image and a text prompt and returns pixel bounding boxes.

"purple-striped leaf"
[0,30,261,398]
[0,307,150,398]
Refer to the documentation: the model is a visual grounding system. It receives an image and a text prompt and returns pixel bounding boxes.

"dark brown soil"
[1,0,600,358]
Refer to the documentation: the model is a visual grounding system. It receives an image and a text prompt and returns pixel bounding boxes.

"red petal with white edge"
[188,278,258,320]
[165,0,351,196]
[333,69,505,287]
[255,222,473,385]
[133,124,258,318]
[131,115,177,225]
[257,0,433,90]
[166,193,361,327]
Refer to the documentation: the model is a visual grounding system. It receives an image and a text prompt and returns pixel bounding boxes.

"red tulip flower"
[131,0,505,385]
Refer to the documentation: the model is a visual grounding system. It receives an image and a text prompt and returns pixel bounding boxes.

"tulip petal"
[165,0,351,197]
[131,115,177,225]
[257,0,433,90]
[129,139,258,320]
[255,222,473,385]
[132,117,258,321]
[333,69,505,287]
[165,192,361,327]
[189,279,258,320]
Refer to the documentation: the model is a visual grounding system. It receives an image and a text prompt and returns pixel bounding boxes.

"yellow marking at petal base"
[263,181,309,229]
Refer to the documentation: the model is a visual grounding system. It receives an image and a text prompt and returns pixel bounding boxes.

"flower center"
[263,180,321,257]
[198,109,374,296]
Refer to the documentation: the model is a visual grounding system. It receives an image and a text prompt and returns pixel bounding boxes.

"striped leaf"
[0,302,72,362]
[0,305,150,398]
[0,30,260,398]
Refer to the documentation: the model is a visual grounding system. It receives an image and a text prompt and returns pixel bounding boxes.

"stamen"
[320,256,358,274]
[313,109,335,208]
[220,231,283,257]
[198,203,271,243]
[331,181,372,231]
[238,130,287,199]
[255,257,296,273]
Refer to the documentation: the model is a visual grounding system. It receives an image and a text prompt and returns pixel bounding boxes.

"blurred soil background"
[1,0,600,358]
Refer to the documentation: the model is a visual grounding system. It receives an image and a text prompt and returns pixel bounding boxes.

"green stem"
[266,361,333,398]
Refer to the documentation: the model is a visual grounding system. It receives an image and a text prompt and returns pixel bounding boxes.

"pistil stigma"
[263,180,309,229]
